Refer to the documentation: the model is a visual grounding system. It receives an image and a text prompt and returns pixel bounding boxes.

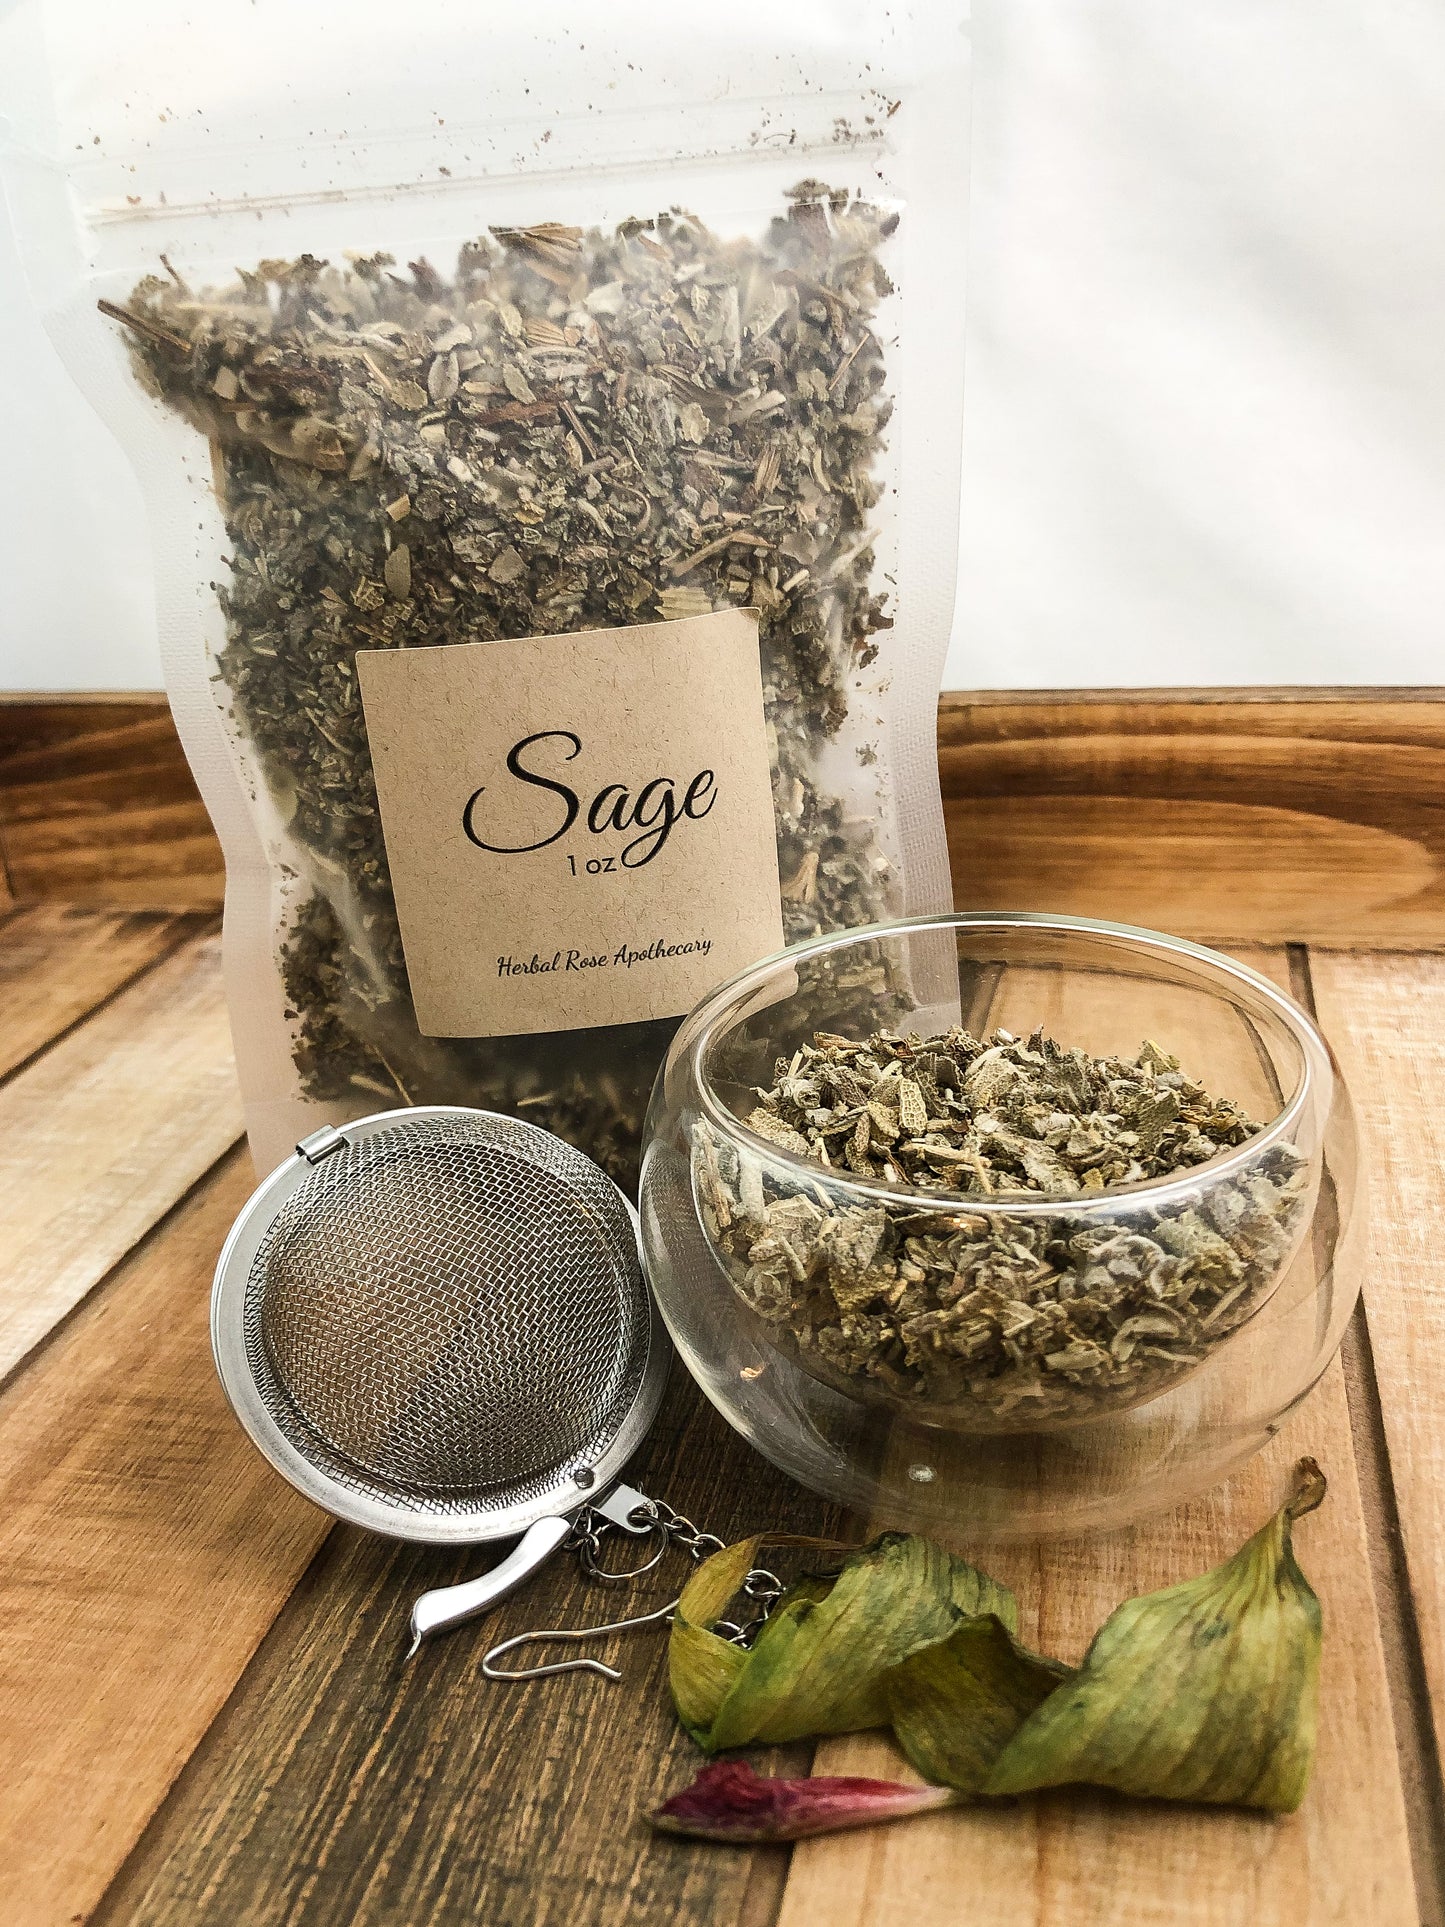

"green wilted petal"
[888,1615,1073,1793]
[670,1536,762,1738]
[985,1459,1326,1813]
[704,1534,1014,1751]
[948,1561,1020,1632]
[669,1534,852,1741]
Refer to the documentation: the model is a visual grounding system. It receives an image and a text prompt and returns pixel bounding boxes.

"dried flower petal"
[887,1614,1072,1793]
[985,1459,1327,1812]
[649,1760,958,1843]
[671,1532,1016,1752]
[670,1535,764,1739]
[666,1465,1328,1824]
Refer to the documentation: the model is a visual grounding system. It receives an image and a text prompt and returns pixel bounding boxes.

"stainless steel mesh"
[240,1112,650,1519]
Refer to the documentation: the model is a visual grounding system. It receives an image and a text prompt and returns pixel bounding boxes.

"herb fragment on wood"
[696,1023,1313,1422]
[649,1759,958,1843]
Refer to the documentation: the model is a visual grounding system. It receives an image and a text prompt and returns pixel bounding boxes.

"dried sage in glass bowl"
[693,1025,1315,1428]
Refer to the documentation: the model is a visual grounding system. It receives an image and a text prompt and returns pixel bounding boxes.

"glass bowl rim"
[676,911,1333,1218]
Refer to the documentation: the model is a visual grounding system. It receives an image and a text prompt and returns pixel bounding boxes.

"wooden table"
[2,693,1444,1926]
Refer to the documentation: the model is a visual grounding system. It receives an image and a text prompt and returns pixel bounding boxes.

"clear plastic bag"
[1,0,971,1185]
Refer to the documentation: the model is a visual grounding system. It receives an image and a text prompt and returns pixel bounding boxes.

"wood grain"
[0,698,223,910]
[0,1148,333,1927]
[1310,954,1445,1776]
[939,692,1445,947]
[0,792,1430,1922]
[0,904,210,1085]
[3,693,1443,946]
[776,948,1416,1927]
[0,930,241,1381]
[90,1371,841,1927]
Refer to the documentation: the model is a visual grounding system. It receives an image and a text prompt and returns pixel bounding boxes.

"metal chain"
[564,1497,783,1648]
[635,1496,727,1563]
[713,1567,785,1648]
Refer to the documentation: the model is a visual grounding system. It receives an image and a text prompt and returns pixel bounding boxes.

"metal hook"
[480,1597,678,1684]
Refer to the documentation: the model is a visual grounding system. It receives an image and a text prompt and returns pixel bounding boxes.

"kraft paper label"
[356,609,784,1038]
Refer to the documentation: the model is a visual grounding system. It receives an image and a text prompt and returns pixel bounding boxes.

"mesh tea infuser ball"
[210,1107,668,1652]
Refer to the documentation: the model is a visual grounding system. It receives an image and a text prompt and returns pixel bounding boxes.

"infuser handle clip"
[406,1514,571,1659]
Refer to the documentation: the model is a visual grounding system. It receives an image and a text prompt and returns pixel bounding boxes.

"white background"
[1,0,1442,693]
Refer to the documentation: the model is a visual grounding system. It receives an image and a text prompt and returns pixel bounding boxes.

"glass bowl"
[639,913,1361,1541]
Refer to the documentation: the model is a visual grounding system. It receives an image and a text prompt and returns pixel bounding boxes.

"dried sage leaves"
[657,1459,1327,1836]
[103,184,901,1188]
[696,1025,1313,1423]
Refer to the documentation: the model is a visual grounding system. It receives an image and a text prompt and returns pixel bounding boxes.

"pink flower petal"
[649,1759,959,1843]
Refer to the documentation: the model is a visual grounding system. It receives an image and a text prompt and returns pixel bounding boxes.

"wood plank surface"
[90,1373,840,1927]
[940,692,1445,947]
[0,698,224,910]
[0,1149,332,1927]
[1310,954,1445,1777]
[0,930,241,1381]
[4,692,1443,948]
[0,905,209,1084]
[776,947,1416,1927]
[0,843,1432,1921]
[776,1379,1410,1927]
